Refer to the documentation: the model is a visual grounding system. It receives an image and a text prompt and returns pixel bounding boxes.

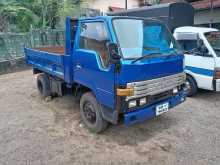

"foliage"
[59,0,87,17]
[0,0,87,32]
[0,0,39,32]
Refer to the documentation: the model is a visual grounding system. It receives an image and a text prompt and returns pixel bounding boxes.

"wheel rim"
[83,101,97,124]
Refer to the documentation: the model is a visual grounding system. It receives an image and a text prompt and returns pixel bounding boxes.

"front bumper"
[124,91,187,126]
[215,79,220,92]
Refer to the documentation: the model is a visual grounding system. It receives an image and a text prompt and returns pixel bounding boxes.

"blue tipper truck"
[25,16,187,133]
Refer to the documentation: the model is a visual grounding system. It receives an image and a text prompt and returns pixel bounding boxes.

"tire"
[80,92,108,133]
[37,73,51,98]
[186,75,197,97]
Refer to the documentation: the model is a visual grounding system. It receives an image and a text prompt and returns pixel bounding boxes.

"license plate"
[156,103,169,116]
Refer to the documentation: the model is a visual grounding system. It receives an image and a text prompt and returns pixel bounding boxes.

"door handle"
[76,64,82,69]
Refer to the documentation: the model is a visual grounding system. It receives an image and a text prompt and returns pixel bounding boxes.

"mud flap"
[100,104,118,125]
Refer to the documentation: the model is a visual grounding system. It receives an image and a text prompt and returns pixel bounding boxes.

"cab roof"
[78,15,162,23]
[174,26,219,34]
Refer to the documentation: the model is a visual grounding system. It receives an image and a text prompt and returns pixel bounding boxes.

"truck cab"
[109,1,220,97]
[174,27,220,96]
[25,16,186,133]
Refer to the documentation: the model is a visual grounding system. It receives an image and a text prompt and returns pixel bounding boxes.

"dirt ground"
[0,70,220,165]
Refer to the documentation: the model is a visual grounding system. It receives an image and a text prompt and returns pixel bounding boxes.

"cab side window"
[79,22,110,68]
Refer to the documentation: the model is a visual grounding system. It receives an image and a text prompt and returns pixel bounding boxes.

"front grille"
[126,73,185,101]
[148,90,172,103]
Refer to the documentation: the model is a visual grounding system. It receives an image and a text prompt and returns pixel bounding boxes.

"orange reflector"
[117,87,134,96]
[215,70,220,79]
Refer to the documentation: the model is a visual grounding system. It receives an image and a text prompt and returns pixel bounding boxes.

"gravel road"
[0,70,220,165]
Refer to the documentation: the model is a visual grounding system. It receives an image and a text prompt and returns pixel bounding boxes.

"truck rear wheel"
[186,75,197,97]
[37,73,51,98]
[80,92,108,133]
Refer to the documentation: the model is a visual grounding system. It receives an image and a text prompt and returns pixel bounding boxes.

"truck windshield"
[205,31,220,57]
[113,18,180,59]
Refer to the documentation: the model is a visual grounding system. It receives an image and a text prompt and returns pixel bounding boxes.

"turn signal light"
[117,87,134,96]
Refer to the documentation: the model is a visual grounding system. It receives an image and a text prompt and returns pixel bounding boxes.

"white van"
[174,26,220,96]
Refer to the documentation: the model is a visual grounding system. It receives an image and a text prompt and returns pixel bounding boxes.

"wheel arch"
[77,83,118,125]
[186,73,197,86]
[75,82,97,100]
[186,72,198,96]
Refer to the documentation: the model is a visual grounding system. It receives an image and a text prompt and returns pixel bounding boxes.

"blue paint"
[25,16,186,126]
[74,49,116,109]
[124,91,186,126]
[25,48,64,79]
[117,54,184,85]
[185,66,214,77]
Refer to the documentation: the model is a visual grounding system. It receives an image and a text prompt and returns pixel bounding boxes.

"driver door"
[74,21,116,109]
[179,36,215,90]
[185,54,214,90]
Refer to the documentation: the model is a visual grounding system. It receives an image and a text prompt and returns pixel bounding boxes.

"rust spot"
[35,46,65,55]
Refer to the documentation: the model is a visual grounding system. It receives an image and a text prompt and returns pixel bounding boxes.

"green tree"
[0,0,88,32]
[59,0,88,19]
[0,0,39,32]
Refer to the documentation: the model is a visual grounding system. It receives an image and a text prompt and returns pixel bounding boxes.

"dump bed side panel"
[25,48,64,79]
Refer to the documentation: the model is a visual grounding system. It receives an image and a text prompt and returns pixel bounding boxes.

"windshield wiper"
[131,53,162,64]
[143,46,160,51]
[131,53,178,63]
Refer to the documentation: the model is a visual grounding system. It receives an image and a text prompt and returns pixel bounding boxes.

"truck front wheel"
[37,73,51,98]
[80,92,108,133]
[186,75,197,97]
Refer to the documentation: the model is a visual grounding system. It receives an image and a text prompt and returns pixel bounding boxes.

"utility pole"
[125,0,128,10]
[210,0,213,27]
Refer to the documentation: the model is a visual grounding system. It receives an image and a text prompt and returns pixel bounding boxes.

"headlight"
[173,87,178,94]
[128,100,137,108]
[140,98,147,106]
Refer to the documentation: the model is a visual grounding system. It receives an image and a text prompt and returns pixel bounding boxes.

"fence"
[0,29,65,62]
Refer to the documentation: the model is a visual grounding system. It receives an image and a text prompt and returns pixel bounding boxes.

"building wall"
[194,9,220,25]
[86,0,139,13]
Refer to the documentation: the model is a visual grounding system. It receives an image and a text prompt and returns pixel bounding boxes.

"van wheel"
[37,73,51,98]
[80,92,108,133]
[186,75,197,97]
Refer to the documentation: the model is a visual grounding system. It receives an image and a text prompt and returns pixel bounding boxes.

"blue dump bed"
[25,47,65,79]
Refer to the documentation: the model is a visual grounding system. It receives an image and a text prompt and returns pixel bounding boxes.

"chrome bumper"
[126,73,186,101]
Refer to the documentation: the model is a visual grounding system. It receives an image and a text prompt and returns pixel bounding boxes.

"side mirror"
[107,43,121,63]
[200,46,209,55]
[196,39,210,56]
